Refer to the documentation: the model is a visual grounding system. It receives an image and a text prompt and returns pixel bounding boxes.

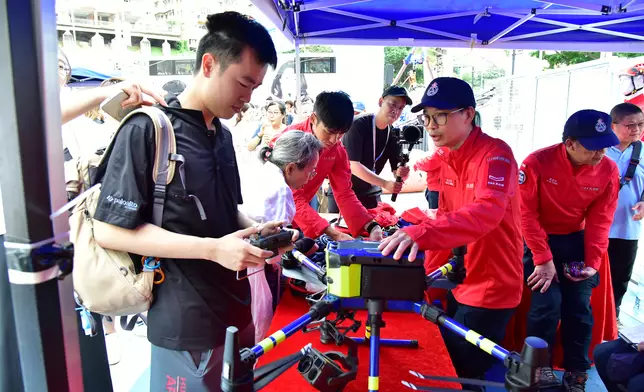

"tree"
[384,46,412,79]
[530,51,642,69]
[283,45,333,54]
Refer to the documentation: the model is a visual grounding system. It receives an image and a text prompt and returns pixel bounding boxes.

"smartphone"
[101,91,140,122]
[250,230,293,251]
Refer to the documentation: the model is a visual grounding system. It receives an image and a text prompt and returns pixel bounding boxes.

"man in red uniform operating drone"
[379,77,524,391]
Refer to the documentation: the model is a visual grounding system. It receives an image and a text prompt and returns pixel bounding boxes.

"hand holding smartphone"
[100,91,141,122]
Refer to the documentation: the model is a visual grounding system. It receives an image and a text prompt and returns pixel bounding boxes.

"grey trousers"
[150,323,255,392]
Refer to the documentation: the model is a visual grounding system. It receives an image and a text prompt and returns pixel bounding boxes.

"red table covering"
[258,291,459,391]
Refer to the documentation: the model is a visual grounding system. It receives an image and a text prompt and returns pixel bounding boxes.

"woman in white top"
[244,130,323,343]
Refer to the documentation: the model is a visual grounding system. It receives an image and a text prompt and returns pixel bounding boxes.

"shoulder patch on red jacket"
[486,155,512,191]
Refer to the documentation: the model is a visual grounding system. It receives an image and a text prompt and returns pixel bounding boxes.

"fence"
[482,56,644,165]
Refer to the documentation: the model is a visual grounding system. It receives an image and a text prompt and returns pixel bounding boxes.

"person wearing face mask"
[620,63,644,111]
[90,12,293,391]
[605,103,644,325]
[274,91,383,242]
[329,86,412,212]
[378,77,523,390]
[242,131,322,343]
[519,110,620,392]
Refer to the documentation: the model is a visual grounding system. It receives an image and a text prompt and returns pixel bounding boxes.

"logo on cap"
[427,82,439,97]
[595,118,607,133]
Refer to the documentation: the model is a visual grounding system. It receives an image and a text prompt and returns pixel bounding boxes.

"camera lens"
[298,356,313,374]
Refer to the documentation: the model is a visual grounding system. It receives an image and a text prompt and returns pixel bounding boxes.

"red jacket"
[519,143,619,271]
[276,119,373,238]
[404,128,524,309]
[414,148,446,192]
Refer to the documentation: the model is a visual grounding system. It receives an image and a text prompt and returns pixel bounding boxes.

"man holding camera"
[328,86,412,212]
[520,110,620,392]
[378,77,524,390]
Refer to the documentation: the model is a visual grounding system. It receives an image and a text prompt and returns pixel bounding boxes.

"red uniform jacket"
[277,119,373,238]
[404,127,524,309]
[519,143,619,271]
[414,149,446,192]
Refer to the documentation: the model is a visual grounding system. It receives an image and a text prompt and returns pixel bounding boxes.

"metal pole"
[0,0,85,391]
[511,49,516,75]
[295,38,301,108]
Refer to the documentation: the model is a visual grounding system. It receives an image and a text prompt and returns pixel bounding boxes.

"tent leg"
[0,0,106,391]
[295,38,302,105]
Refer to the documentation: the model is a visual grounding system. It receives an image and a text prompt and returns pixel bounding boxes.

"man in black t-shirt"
[92,12,285,391]
[329,86,411,211]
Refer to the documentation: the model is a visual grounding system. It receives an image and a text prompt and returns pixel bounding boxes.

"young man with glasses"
[520,110,620,392]
[605,103,644,324]
[329,86,412,212]
[274,91,383,242]
[379,77,524,390]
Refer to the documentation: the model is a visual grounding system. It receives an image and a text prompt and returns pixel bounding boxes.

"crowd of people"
[50,9,644,392]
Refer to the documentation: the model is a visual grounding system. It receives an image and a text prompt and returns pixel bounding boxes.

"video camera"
[392,119,424,202]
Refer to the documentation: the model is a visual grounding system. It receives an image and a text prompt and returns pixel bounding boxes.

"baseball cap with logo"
[411,77,476,113]
[382,85,412,106]
[563,109,619,151]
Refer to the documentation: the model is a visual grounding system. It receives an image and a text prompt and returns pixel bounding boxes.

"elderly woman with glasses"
[247,101,287,151]
[242,130,323,343]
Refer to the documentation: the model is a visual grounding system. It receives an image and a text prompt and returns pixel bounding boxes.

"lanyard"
[372,114,390,169]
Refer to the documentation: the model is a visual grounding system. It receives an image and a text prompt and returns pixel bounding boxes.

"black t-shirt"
[93,96,250,351]
[342,113,398,198]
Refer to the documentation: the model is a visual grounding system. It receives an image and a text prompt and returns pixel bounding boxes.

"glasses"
[58,61,70,74]
[267,110,281,116]
[383,100,406,113]
[616,121,644,132]
[417,108,465,127]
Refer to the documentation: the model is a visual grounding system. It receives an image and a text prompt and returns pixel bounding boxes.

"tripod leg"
[367,300,384,392]
[352,337,419,348]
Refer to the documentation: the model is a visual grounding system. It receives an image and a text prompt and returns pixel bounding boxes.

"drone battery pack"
[325,240,425,301]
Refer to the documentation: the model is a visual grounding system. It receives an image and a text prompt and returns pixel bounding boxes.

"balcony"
[57,15,181,38]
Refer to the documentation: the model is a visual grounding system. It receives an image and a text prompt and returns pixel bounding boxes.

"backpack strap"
[621,141,642,190]
[103,107,177,227]
[139,107,176,227]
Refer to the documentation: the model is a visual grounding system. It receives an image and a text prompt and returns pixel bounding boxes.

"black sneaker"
[563,371,588,392]
[537,367,561,389]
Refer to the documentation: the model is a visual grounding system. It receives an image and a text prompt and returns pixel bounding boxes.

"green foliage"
[530,51,643,69]
[175,40,190,53]
[283,45,333,54]
[384,46,412,79]
[454,65,505,90]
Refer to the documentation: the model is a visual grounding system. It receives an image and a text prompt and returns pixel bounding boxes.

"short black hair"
[162,79,187,95]
[562,135,578,143]
[266,100,286,116]
[285,100,294,107]
[195,11,278,75]
[610,102,643,124]
[313,91,354,133]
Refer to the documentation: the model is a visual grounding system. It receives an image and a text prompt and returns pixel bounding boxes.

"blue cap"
[353,101,366,112]
[563,109,619,151]
[411,77,476,113]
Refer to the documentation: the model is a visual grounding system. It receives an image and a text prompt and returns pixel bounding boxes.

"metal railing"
[56,15,181,36]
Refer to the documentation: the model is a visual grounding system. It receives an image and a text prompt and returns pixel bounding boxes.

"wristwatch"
[366,221,380,234]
